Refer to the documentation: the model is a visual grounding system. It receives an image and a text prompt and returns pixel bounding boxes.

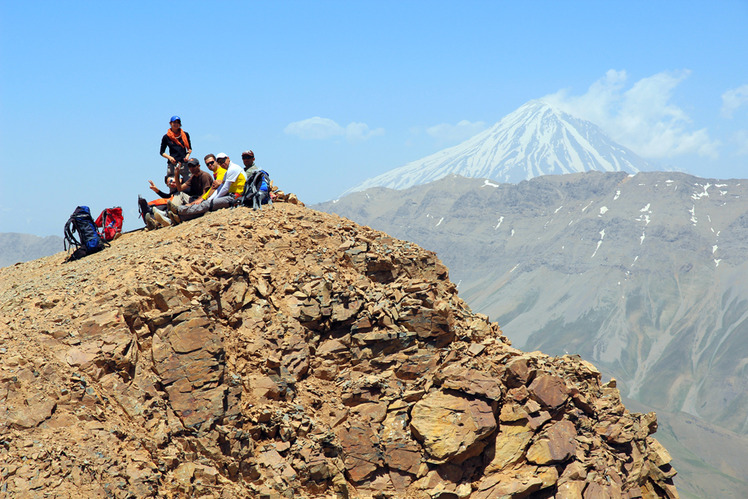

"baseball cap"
[170,115,181,123]
[186,158,200,167]
[216,152,228,160]
[242,150,254,158]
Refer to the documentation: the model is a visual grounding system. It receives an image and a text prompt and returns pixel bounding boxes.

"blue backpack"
[64,206,107,262]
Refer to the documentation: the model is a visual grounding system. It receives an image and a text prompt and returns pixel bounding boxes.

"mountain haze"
[345,100,652,194]
[0,233,63,268]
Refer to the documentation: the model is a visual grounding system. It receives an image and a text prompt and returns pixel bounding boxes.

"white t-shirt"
[208,161,245,201]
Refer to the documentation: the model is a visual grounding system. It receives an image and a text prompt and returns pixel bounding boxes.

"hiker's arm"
[184,132,191,160]
[208,181,228,202]
[175,172,185,192]
[160,136,175,164]
[148,180,170,198]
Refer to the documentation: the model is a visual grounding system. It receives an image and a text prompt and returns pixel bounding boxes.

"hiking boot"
[152,209,172,228]
[167,200,179,215]
[144,213,159,231]
[168,210,181,225]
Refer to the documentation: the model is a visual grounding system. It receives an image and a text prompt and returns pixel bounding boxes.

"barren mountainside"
[0,203,677,497]
[316,170,748,498]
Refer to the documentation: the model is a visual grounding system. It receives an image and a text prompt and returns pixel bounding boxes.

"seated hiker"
[168,152,246,224]
[241,150,258,174]
[149,176,176,198]
[171,158,213,207]
[139,176,176,230]
[180,153,225,207]
[237,150,271,209]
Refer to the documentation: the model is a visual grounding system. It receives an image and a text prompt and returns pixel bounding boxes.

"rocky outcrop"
[0,202,677,497]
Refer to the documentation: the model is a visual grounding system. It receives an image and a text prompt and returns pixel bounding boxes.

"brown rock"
[485,421,534,473]
[529,374,570,409]
[505,356,533,387]
[557,480,586,499]
[410,391,496,463]
[527,419,578,465]
[474,465,544,499]
[336,423,381,482]
[436,365,503,400]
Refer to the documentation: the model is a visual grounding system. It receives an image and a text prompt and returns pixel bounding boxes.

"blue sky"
[1,1,747,236]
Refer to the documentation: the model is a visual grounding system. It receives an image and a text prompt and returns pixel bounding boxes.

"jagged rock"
[410,390,496,463]
[529,373,570,409]
[0,203,678,498]
[526,419,577,464]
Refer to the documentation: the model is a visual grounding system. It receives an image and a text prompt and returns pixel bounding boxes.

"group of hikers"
[141,115,270,230]
[64,115,271,262]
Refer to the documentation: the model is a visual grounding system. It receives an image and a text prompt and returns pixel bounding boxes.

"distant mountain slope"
[0,233,62,267]
[344,100,652,194]
[316,171,748,498]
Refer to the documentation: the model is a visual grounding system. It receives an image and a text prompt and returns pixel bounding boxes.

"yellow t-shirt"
[202,167,226,200]
[202,166,246,199]
[229,169,246,195]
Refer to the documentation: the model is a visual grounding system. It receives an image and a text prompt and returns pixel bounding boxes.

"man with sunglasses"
[172,158,212,206]
[159,115,192,187]
[169,152,246,224]
[241,150,258,174]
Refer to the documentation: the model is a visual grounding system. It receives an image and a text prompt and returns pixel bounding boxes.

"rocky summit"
[0,202,677,498]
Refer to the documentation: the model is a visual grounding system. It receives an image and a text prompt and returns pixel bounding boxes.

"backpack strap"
[63,217,79,251]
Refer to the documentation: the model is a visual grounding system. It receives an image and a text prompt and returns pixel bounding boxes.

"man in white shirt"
[168,152,247,224]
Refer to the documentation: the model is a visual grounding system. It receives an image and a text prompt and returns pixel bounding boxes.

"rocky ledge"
[0,202,677,498]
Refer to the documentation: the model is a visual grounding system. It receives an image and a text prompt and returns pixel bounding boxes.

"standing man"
[159,115,192,186]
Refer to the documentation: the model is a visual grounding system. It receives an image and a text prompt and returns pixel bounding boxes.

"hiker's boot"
[144,213,159,231]
[167,200,179,215]
[168,210,181,225]
[152,209,172,228]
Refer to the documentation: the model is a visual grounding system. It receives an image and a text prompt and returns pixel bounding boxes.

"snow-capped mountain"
[345,100,652,194]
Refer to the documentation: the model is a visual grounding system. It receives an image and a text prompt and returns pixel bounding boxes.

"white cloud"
[543,69,719,160]
[345,122,385,141]
[284,117,383,141]
[427,120,487,142]
[721,85,748,118]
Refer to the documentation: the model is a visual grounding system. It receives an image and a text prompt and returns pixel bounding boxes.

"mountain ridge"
[0,233,63,268]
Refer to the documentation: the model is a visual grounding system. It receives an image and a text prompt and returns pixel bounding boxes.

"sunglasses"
[206,160,215,166]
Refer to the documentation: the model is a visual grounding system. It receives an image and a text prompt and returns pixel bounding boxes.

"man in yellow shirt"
[169,153,246,224]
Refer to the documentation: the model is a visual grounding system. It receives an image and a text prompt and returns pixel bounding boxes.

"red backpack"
[95,207,124,241]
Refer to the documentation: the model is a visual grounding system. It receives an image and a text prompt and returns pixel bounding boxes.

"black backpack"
[64,206,107,262]
[237,170,271,210]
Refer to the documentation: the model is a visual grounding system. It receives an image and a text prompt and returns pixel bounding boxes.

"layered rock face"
[0,203,677,498]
